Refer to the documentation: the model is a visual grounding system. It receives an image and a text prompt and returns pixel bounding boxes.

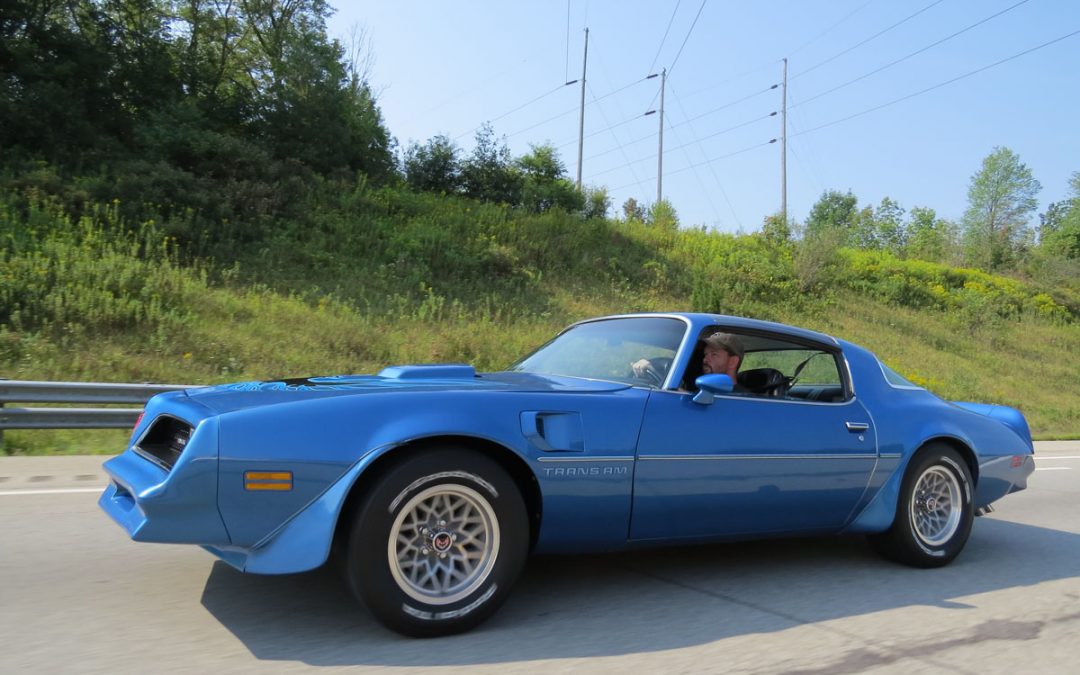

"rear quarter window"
[879,361,923,389]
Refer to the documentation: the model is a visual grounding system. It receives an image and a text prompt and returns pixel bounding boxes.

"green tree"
[648,199,679,230]
[0,0,179,164]
[404,135,462,193]
[760,213,792,247]
[622,197,645,222]
[1039,172,1080,259]
[905,206,956,262]
[240,0,393,175]
[1039,201,1067,241]
[793,224,844,292]
[805,192,905,252]
[461,123,521,204]
[873,197,907,253]
[804,190,858,240]
[961,147,1041,270]
[583,186,611,220]
[848,204,877,250]
[515,143,583,213]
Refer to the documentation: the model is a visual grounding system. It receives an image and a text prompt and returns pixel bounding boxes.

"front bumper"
[99,413,230,545]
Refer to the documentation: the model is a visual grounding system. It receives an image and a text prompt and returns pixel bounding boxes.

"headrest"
[738,368,789,395]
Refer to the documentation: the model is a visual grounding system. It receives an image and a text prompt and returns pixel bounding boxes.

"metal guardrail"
[0,380,197,448]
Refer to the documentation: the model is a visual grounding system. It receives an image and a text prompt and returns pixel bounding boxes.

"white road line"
[0,488,103,497]
[1034,467,1072,472]
[1037,455,1080,459]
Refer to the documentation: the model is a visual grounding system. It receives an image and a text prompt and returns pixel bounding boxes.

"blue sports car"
[100,313,1035,636]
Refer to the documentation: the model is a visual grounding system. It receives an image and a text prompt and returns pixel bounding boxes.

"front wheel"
[345,447,528,637]
[869,444,974,568]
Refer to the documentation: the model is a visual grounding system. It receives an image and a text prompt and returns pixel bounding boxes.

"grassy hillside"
[2,185,1078,454]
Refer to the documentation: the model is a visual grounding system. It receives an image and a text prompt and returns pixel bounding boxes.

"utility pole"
[781,58,788,224]
[657,68,666,204]
[576,27,589,190]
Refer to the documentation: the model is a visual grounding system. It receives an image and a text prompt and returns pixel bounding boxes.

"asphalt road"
[1,443,1078,674]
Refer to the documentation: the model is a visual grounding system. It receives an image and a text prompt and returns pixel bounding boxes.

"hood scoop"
[378,364,477,380]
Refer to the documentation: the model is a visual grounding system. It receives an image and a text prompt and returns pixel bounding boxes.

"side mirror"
[692,374,734,405]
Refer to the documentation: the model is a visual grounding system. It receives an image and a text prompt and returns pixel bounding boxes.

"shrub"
[0,195,206,344]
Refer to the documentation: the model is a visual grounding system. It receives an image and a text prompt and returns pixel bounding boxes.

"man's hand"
[631,358,663,386]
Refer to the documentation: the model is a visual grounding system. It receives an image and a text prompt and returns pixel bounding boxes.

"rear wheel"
[870,444,974,568]
[345,447,528,637]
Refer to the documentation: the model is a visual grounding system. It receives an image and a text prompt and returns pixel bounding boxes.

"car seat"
[737,368,790,397]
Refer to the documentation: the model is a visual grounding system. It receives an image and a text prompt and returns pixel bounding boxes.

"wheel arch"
[331,435,543,560]
[919,435,979,486]
[846,434,978,534]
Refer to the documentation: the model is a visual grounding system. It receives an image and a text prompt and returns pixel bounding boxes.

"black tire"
[345,447,528,637]
[869,444,974,568]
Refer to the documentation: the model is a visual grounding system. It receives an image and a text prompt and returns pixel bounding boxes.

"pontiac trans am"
[100,313,1035,636]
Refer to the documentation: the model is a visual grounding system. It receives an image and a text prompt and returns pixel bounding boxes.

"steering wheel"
[630,357,671,387]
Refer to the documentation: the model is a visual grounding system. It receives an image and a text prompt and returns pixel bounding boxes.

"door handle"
[845,422,869,432]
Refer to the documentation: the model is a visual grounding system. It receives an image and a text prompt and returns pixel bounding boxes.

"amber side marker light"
[244,471,293,491]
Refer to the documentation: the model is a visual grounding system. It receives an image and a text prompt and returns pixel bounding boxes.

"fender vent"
[135,416,192,471]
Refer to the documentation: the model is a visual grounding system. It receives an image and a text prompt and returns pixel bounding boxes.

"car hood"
[178,365,633,414]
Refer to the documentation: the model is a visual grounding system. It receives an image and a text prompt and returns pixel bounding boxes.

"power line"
[504,104,579,140]
[558,108,654,150]
[584,82,649,193]
[785,84,829,194]
[671,112,777,153]
[667,0,707,77]
[788,142,824,197]
[678,59,781,101]
[669,83,778,131]
[565,0,571,83]
[786,0,876,58]
[667,84,742,228]
[663,117,725,224]
[647,0,682,76]
[642,0,708,112]
[420,53,538,117]
[793,0,948,80]
[792,0,1032,110]
[508,75,657,140]
[454,82,572,141]
[792,27,1080,139]
[580,81,778,159]
[585,109,775,164]
[610,139,777,192]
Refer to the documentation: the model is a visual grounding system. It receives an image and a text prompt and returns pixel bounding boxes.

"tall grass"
[1,183,1077,454]
[1,196,208,348]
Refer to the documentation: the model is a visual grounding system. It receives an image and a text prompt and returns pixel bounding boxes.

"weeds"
[1,185,1078,454]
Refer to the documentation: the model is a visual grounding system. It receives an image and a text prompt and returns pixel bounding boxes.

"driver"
[700,331,744,381]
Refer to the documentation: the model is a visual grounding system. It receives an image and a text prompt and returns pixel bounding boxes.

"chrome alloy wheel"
[388,484,500,605]
[910,465,962,547]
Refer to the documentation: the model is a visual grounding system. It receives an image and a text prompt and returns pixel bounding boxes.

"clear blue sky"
[328,1,1080,233]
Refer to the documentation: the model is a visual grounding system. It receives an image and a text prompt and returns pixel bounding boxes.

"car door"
[629,348,877,542]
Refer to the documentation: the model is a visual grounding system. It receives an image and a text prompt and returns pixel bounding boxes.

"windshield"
[510,317,687,385]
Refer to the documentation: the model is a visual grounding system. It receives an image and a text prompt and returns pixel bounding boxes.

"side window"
[681,326,849,402]
[742,350,841,386]
[741,348,847,402]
